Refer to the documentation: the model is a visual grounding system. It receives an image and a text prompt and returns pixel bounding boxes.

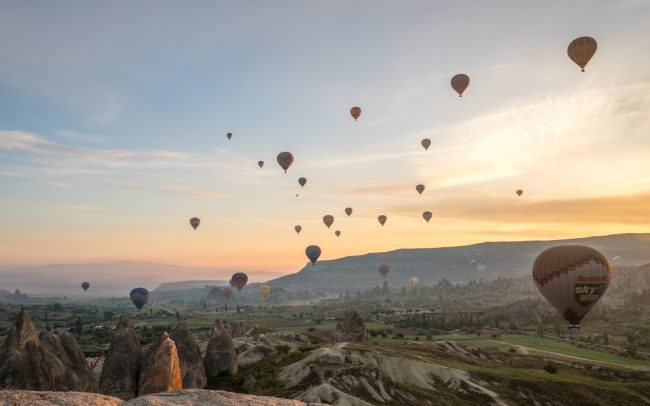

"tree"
[236,304,240,314]
[75,317,83,338]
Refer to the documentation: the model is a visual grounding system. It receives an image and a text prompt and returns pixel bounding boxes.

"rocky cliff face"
[0,309,95,391]
[331,311,367,343]
[137,332,182,396]
[99,315,142,399]
[170,322,207,389]
[203,319,238,379]
[0,389,330,405]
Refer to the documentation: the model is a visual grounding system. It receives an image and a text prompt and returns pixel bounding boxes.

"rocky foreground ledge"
[0,389,329,406]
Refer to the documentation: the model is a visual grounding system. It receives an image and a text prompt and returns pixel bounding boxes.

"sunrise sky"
[1,1,650,281]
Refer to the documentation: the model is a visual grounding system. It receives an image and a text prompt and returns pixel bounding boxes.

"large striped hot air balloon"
[532,245,611,330]
[129,287,149,310]
[567,36,597,72]
[231,273,249,292]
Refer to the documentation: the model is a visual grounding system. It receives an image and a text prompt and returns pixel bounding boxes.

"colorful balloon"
[378,264,389,278]
[532,245,611,330]
[409,277,419,288]
[421,139,431,151]
[568,36,597,72]
[422,211,432,223]
[258,161,264,168]
[451,74,470,97]
[277,152,294,173]
[129,287,149,310]
[259,284,271,298]
[298,177,307,188]
[222,286,233,300]
[416,184,425,195]
[81,281,90,291]
[190,217,200,230]
[345,207,353,216]
[323,215,334,229]
[306,245,321,265]
[350,106,362,121]
[335,230,341,237]
[231,272,249,292]
[378,215,387,226]
[295,225,302,234]
[226,132,232,140]
[516,189,523,197]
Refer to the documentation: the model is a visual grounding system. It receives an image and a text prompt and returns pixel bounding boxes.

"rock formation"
[137,332,182,396]
[231,321,247,338]
[203,319,238,379]
[0,309,95,391]
[331,311,367,343]
[170,322,207,389]
[99,315,142,399]
[242,374,257,392]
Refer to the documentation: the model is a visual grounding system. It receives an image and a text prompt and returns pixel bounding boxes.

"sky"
[1,1,650,285]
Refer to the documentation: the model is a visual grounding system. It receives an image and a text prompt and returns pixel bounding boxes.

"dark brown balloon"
[422,211,432,223]
[378,215,387,226]
[345,207,353,216]
[568,36,597,72]
[226,132,232,140]
[258,161,264,168]
[416,184,425,195]
[350,106,362,121]
[451,74,470,97]
[421,139,431,150]
[277,152,294,173]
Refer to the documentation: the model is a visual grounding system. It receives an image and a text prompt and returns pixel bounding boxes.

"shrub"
[509,347,517,353]
[275,344,291,355]
[543,363,558,374]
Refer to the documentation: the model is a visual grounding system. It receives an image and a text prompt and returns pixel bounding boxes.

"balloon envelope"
[516,189,523,197]
[298,177,307,187]
[323,215,334,228]
[451,74,470,97]
[345,207,353,216]
[231,273,248,291]
[306,245,321,265]
[295,225,302,234]
[409,277,419,288]
[568,36,597,72]
[532,245,611,329]
[476,264,486,272]
[259,284,271,298]
[130,287,149,310]
[226,132,232,140]
[422,211,432,223]
[378,264,389,278]
[350,106,362,121]
[277,152,294,173]
[190,217,200,230]
[421,139,431,150]
[416,184,425,195]
[258,161,264,168]
[335,230,341,237]
[81,282,90,291]
[378,215,387,226]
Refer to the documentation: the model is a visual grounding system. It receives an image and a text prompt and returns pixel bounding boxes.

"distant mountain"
[268,233,650,291]
[153,280,228,292]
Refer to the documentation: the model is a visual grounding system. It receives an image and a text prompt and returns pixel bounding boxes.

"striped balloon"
[129,287,149,310]
[533,245,611,329]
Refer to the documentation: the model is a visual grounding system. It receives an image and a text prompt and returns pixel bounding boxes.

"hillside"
[269,233,650,291]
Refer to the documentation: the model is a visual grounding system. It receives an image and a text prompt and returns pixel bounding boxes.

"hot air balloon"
[422,211,432,223]
[421,139,431,151]
[323,215,334,229]
[306,245,321,265]
[350,106,362,121]
[259,284,271,298]
[335,230,341,237]
[516,189,523,197]
[476,264,486,272]
[228,279,234,288]
[378,264,390,278]
[416,184,425,195]
[81,282,90,291]
[298,177,307,188]
[345,207,353,216]
[226,132,233,140]
[129,287,149,310]
[222,286,233,300]
[295,225,302,234]
[231,273,248,292]
[470,259,478,267]
[409,277,419,288]
[451,74,470,97]
[190,217,200,230]
[568,36,597,72]
[613,256,622,262]
[277,152,294,173]
[378,215,387,226]
[532,245,611,330]
[258,161,264,168]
